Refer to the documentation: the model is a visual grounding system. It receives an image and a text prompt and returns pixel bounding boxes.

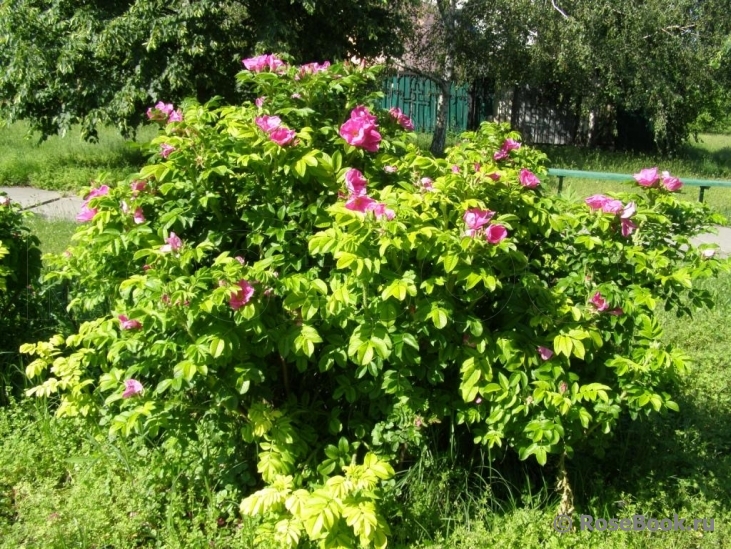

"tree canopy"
[520,0,731,152]
[0,0,415,140]
[400,0,731,153]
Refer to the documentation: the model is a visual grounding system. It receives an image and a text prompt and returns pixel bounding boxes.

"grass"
[24,216,77,256]
[0,121,156,192]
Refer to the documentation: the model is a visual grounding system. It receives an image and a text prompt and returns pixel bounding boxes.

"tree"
[403,0,730,153]
[394,0,537,156]
[0,0,415,141]
[394,0,458,156]
[485,0,731,152]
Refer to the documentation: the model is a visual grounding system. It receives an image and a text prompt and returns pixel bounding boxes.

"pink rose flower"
[85,185,110,201]
[130,180,147,195]
[661,171,683,192]
[702,248,716,259]
[590,292,609,312]
[485,224,508,244]
[146,101,173,122]
[420,177,434,191]
[537,346,554,360]
[76,204,97,222]
[621,218,638,237]
[345,168,368,197]
[269,127,296,146]
[519,168,540,188]
[487,172,500,181]
[384,165,397,174]
[122,379,143,398]
[298,61,330,77]
[633,167,660,187]
[345,195,377,213]
[451,165,460,173]
[502,138,521,152]
[243,54,285,72]
[160,232,182,253]
[255,115,282,133]
[621,201,636,219]
[133,207,146,224]
[602,199,624,215]
[388,107,415,131]
[493,149,509,161]
[255,96,265,108]
[339,106,381,152]
[370,202,395,221]
[0,196,10,206]
[160,144,176,158]
[351,106,378,125]
[168,109,183,123]
[463,208,495,237]
[155,101,174,115]
[230,279,255,310]
[474,163,481,172]
[118,315,142,330]
[585,194,612,211]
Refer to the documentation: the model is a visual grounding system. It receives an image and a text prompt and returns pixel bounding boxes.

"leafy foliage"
[418,0,731,153]
[0,0,414,141]
[0,194,42,404]
[23,61,728,546]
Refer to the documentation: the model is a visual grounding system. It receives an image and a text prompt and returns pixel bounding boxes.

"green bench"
[547,168,731,203]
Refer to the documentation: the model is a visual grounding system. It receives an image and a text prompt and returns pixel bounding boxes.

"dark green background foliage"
[0,199,42,405]
[0,0,414,141]
[413,0,731,153]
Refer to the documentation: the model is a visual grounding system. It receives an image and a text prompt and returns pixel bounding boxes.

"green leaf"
[443,254,459,273]
[553,335,573,357]
[209,337,226,358]
[430,307,449,329]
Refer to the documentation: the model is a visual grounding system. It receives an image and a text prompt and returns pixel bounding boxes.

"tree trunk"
[430,79,450,156]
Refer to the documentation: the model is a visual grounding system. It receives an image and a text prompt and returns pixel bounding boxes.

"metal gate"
[378,74,474,133]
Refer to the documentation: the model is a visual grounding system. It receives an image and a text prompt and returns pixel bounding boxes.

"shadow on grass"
[572,389,731,521]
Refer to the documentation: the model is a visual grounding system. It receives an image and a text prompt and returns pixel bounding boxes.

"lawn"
[0,121,156,192]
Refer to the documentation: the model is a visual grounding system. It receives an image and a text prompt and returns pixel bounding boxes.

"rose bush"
[22,58,727,547]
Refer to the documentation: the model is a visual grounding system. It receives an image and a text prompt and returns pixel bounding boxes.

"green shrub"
[0,193,43,404]
[22,58,728,547]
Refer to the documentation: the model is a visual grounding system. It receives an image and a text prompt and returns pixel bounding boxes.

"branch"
[551,0,569,19]
[391,59,447,86]
[644,24,696,39]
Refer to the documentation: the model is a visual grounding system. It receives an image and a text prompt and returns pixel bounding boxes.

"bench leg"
[558,176,564,195]
[699,186,710,203]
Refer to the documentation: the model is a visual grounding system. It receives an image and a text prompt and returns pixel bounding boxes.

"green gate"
[378,74,487,134]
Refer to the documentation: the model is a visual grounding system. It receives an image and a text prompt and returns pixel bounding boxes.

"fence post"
[699,186,710,203]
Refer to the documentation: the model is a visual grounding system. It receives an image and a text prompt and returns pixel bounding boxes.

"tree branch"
[551,0,569,19]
